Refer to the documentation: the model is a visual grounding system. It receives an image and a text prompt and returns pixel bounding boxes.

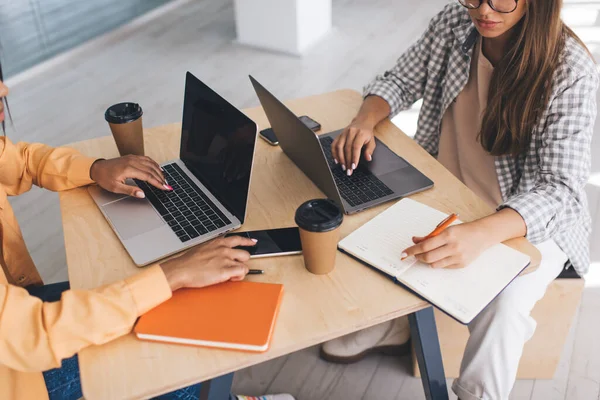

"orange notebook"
[134,281,284,352]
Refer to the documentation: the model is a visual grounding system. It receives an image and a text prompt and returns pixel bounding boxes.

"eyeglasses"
[458,0,519,14]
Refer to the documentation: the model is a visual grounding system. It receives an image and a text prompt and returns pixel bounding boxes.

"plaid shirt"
[365,3,599,276]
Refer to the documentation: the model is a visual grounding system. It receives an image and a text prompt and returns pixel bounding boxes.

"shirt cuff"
[67,156,100,187]
[363,80,402,117]
[124,265,173,316]
[497,195,544,244]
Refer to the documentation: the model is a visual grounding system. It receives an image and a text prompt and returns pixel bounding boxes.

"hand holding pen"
[401,213,458,259]
[399,213,490,269]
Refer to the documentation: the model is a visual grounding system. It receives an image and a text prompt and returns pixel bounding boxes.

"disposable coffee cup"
[295,199,343,275]
[105,102,144,156]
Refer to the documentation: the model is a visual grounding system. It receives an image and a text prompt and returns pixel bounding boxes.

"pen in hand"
[423,213,459,240]
[247,269,264,275]
[401,213,459,260]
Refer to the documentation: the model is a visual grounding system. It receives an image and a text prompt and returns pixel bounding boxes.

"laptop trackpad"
[326,131,408,175]
[102,197,165,240]
[368,140,409,176]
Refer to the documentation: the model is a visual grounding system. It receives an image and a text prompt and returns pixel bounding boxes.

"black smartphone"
[298,115,321,131]
[259,127,279,146]
[226,227,302,258]
[259,115,321,146]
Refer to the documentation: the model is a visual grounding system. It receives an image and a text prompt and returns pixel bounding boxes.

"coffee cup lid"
[295,199,343,232]
[105,103,143,124]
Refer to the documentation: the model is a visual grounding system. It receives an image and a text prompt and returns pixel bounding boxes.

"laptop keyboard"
[134,163,231,243]
[320,136,394,207]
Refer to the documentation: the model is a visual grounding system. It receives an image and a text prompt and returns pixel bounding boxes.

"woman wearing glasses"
[325,1,597,399]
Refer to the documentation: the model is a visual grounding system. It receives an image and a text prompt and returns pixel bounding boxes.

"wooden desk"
[59,89,540,400]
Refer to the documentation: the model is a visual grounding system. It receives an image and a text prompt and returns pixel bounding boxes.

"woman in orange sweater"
[0,63,292,400]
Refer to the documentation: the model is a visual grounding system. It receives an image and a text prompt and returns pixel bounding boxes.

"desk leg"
[409,307,449,400]
[199,373,234,400]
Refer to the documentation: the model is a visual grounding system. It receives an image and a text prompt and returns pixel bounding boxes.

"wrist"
[469,218,501,248]
[160,261,186,292]
[352,113,378,130]
[89,158,105,181]
[471,210,523,246]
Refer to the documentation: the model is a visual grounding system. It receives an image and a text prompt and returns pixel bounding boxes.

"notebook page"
[399,243,530,323]
[338,199,452,277]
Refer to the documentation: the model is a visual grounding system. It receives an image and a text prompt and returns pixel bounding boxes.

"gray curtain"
[0,0,171,78]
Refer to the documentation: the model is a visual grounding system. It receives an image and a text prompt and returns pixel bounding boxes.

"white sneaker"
[236,394,295,400]
[320,317,411,364]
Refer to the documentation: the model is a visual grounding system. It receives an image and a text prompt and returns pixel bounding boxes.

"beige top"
[438,39,503,208]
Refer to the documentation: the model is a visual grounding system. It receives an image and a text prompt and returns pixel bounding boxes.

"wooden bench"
[413,268,584,379]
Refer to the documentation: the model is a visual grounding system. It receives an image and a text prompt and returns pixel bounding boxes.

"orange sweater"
[0,137,172,400]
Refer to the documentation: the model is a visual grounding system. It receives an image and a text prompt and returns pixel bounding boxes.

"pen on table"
[248,269,264,275]
[401,213,459,260]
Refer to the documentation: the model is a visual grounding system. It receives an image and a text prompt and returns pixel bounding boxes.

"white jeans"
[452,240,569,400]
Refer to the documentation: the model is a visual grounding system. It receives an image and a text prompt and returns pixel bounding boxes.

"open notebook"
[134,281,283,352]
[338,198,531,324]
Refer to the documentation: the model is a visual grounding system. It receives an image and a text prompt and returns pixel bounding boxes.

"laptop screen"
[180,72,257,222]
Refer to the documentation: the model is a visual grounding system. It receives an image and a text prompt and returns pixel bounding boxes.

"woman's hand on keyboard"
[332,95,391,176]
[90,155,170,198]
[332,120,376,177]
[159,235,257,291]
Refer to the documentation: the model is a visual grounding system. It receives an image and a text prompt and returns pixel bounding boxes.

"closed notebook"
[134,281,284,352]
[338,198,531,325]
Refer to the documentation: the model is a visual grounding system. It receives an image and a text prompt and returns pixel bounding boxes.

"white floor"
[4,0,600,399]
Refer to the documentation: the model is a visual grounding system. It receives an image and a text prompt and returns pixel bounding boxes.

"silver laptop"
[249,76,433,214]
[89,72,258,266]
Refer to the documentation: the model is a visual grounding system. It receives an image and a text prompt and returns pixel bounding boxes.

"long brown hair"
[480,0,592,156]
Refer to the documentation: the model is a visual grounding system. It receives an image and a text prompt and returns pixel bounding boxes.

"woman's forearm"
[473,208,528,247]
[353,95,391,129]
